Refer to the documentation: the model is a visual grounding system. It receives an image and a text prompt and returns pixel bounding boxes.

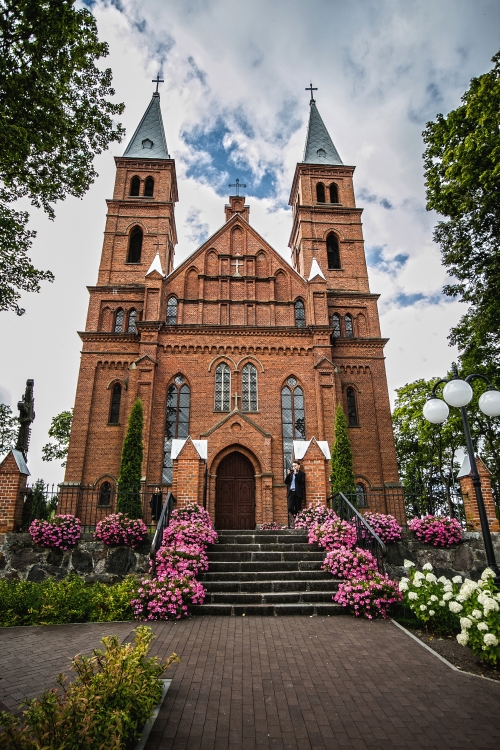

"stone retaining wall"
[0,533,152,583]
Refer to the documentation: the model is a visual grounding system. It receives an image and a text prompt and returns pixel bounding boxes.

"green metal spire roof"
[303,99,342,165]
[123,93,170,159]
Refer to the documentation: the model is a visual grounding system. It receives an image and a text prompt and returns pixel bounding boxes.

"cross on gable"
[305,82,318,102]
[152,74,164,93]
[229,178,246,196]
[233,392,241,409]
[231,258,244,277]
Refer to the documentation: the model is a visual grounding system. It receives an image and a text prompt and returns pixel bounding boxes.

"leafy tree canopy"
[0,402,18,454]
[423,50,500,366]
[41,408,72,466]
[0,0,124,315]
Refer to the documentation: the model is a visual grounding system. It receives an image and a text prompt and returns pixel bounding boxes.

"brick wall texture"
[63,148,400,528]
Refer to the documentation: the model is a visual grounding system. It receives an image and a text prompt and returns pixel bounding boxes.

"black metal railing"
[329,492,387,573]
[150,492,176,576]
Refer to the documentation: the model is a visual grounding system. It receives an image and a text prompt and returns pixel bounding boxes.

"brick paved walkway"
[1,617,500,749]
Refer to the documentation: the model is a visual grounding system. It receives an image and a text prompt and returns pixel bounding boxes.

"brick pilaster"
[0,451,30,533]
[296,438,331,508]
[459,456,500,532]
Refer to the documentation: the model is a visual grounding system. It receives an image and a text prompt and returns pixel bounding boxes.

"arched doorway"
[215,451,255,529]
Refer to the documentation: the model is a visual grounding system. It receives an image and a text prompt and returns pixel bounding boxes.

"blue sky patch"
[366,245,409,274]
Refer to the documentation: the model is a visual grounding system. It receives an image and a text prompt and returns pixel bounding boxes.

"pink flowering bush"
[323,546,378,580]
[309,517,357,551]
[334,574,402,619]
[260,522,285,530]
[131,573,205,620]
[163,519,218,548]
[29,514,81,551]
[170,502,213,528]
[94,513,148,548]
[409,515,463,547]
[362,513,402,544]
[294,502,336,530]
[155,544,209,578]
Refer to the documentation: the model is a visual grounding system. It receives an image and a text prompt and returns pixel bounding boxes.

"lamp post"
[423,364,500,584]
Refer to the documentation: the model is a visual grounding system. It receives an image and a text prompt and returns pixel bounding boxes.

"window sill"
[124,262,143,265]
[327,268,345,271]
[97,504,112,509]
[107,422,121,426]
[348,424,361,429]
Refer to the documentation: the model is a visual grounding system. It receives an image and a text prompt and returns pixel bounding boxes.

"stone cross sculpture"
[15,379,35,461]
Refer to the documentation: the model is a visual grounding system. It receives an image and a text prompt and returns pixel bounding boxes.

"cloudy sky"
[1,0,499,485]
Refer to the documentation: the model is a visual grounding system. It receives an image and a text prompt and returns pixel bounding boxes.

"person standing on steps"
[285,461,306,526]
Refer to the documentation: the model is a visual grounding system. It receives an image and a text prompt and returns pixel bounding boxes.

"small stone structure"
[0,450,30,534]
[457,455,500,532]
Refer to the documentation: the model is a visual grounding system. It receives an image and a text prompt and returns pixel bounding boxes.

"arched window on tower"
[99,481,113,506]
[166,297,178,325]
[281,377,306,476]
[346,387,358,427]
[114,308,124,332]
[332,313,341,338]
[327,233,341,270]
[127,226,143,263]
[345,314,354,338]
[215,363,231,412]
[109,383,122,424]
[163,375,190,484]
[242,363,257,412]
[127,309,137,333]
[295,300,306,328]
[316,182,326,203]
[356,483,367,508]
[130,176,140,196]
[144,177,154,197]
[329,183,339,203]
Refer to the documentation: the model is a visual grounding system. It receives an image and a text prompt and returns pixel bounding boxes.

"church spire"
[123,89,170,160]
[302,93,342,166]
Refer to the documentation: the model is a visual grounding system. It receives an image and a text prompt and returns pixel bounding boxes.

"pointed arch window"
[295,300,306,328]
[99,481,113,506]
[332,313,341,338]
[215,363,231,412]
[109,383,122,424]
[130,176,140,196]
[345,314,354,338]
[114,308,124,332]
[242,363,257,412]
[127,226,143,263]
[127,309,137,333]
[316,183,326,203]
[327,233,341,270]
[346,387,358,427]
[356,483,367,508]
[144,177,154,197]
[281,377,306,475]
[163,375,190,484]
[329,183,339,203]
[166,296,177,325]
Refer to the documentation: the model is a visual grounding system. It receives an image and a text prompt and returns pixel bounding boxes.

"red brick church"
[62,86,400,527]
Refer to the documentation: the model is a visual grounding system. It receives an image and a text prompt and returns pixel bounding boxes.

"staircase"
[191,529,344,616]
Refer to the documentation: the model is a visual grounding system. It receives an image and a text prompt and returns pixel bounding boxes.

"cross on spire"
[229,178,246,196]
[305,81,318,103]
[152,74,164,94]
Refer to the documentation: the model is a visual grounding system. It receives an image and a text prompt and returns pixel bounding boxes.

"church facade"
[63,89,400,528]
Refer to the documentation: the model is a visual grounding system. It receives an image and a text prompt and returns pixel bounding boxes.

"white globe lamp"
[442,379,473,408]
[478,390,500,418]
[423,398,449,424]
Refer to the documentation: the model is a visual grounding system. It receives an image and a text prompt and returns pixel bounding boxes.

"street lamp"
[423,363,500,584]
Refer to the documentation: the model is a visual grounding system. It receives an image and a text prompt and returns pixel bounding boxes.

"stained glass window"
[128,309,137,333]
[347,387,358,427]
[356,483,367,508]
[327,233,341,269]
[163,379,190,484]
[130,176,140,196]
[345,314,354,338]
[281,381,306,476]
[295,300,306,328]
[215,363,231,411]
[166,297,178,325]
[332,313,341,338]
[316,183,325,203]
[127,226,143,263]
[99,481,113,506]
[114,309,124,333]
[109,383,121,424]
[242,364,257,411]
[144,177,154,197]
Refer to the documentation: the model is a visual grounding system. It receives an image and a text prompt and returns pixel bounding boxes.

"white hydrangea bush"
[454,568,500,666]
[398,560,462,634]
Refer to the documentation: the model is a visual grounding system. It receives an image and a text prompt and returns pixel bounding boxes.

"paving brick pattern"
[1,617,500,748]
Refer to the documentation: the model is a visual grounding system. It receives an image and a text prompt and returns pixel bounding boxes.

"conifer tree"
[117,399,144,518]
[330,404,356,498]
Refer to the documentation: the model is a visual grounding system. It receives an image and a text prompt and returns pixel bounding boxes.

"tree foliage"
[330,404,355,496]
[41,408,72,466]
[117,399,144,518]
[423,50,500,366]
[0,0,124,314]
[0,402,18,454]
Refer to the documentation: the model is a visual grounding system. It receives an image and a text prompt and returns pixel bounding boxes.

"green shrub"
[0,626,179,749]
[0,576,137,627]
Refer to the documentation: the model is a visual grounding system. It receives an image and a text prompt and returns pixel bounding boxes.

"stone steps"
[192,529,346,617]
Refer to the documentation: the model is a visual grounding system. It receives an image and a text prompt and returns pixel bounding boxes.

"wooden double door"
[215,452,255,530]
